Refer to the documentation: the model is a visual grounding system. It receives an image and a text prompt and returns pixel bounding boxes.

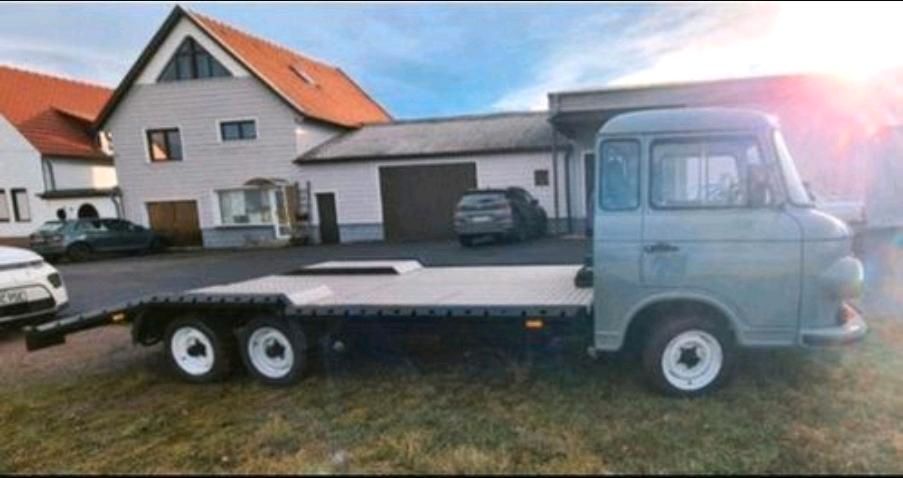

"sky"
[0,1,901,119]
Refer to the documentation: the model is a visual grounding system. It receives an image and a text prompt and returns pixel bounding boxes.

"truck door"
[641,134,802,341]
[592,139,645,350]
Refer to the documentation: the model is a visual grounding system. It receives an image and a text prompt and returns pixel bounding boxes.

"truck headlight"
[820,256,864,299]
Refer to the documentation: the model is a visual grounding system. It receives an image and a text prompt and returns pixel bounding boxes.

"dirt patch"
[0,327,155,389]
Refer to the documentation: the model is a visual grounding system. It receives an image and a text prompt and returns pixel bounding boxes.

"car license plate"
[472,216,492,223]
[0,289,27,306]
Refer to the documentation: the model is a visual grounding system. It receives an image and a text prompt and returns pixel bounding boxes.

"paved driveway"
[0,237,587,386]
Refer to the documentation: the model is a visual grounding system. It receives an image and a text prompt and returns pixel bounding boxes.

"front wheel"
[642,316,735,397]
[66,242,92,262]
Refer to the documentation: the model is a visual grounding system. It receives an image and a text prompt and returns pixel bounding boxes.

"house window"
[11,188,30,222]
[217,189,272,225]
[220,120,257,141]
[534,169,550,186]
[146,128,183,162]
[0,190,9,222]
[158,37,231,82]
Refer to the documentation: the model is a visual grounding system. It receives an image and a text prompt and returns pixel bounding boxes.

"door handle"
[643,242,679,254]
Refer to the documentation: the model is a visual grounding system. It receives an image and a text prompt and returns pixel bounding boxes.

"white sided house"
[95,6,391,248]
[296,112,570,243]
[0,66,118,246]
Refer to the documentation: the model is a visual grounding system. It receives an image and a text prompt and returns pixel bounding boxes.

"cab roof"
[599,107,779,136]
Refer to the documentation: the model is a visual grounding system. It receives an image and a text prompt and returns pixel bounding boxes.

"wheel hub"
[661,329,723,392]
[247,326,295,379]
[170,326,215,376]
[187,338,207,358]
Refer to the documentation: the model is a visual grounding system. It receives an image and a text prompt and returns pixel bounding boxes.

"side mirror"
[530,199,539,206]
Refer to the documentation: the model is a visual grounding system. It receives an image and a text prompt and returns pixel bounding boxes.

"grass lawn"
[0,318,901,474]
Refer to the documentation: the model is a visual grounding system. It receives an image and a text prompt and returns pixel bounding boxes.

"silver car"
[454,187,547,246]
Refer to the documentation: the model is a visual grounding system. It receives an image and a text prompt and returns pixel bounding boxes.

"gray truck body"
[24,107,867,396]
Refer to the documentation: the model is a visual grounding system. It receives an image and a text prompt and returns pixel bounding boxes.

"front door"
[593,138,645,350]
[316,193,340,244]
[641,134,802,341]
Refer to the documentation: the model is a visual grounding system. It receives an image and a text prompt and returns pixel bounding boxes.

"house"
[546,73,903,232]
[95,6,391,248]
[0,65,118,246]
[296,111,569,243]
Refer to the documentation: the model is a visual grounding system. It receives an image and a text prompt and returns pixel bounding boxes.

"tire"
[536,215,548,237]
[142,237,165,255]
[509,214,528,242]
[641,314,735,397]
[239,317,310,386]
[66,242,92,262]
[164,317,236,383]
[459,235,474,247]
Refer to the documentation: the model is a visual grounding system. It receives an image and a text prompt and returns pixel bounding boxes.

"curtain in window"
[218,189,272,225]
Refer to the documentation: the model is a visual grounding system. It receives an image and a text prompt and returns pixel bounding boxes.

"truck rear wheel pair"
[164,317,309,386]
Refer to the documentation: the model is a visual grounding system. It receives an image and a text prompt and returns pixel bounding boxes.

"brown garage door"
[146,200,202,247]
[379,163,477,242]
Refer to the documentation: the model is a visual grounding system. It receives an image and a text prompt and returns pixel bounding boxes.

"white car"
[0,246,68,328]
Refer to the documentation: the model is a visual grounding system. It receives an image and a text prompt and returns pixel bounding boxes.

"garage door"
[379,163,477,242]
[146,200,202,247]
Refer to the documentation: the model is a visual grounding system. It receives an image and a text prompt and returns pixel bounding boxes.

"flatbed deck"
[25,261,593,351]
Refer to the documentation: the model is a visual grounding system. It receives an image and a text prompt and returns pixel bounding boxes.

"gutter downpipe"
[552,130,561,235]
[564,144,573,234]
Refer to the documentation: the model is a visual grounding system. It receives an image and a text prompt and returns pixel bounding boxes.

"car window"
[76,220,108,232]
[37,221,64,233]
[458,192,507,210]
[102,219,129,232]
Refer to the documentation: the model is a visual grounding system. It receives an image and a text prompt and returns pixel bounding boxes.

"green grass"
[1,319,901,474]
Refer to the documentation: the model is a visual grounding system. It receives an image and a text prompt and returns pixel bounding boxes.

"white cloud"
[491,2,903,110]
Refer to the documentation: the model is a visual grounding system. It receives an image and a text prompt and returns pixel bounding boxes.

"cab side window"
[598,140,641,211]
[650,137,768,209]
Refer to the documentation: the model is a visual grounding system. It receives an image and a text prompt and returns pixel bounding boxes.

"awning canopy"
[244,177,291,188]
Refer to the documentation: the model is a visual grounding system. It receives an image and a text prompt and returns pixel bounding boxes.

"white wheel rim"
[170,326,215,376]
[247,327,294,379]
[661,330,723,392]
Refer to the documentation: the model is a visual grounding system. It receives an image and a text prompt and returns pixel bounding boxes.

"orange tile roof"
[0,65,111,160]
[188,10,391,128]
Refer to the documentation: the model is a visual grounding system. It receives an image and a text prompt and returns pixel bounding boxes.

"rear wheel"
[458,235,474,247]
[66,242,92,262]
[239,317,310,386]
[642,315,735,397]
[164,317,235,383]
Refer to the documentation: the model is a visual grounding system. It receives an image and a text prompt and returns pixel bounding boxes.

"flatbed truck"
[25,108,868,397]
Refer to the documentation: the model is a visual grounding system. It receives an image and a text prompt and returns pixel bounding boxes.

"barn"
[296,112,571,243]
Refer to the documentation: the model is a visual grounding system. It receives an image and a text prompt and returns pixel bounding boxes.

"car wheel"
[239,317,310,386]
[513,220,528,242]
[459,235,474,247]
[164,317,236,383]
[66,242,92,262]
[642,314,735,397]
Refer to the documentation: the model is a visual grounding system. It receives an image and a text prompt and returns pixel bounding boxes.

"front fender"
[604,289,747,351]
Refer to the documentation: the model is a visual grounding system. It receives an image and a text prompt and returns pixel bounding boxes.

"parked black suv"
[453,187,548,246]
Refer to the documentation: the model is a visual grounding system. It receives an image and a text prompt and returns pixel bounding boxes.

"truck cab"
[591,107,867,395]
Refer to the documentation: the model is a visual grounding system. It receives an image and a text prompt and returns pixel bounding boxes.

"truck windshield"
[772,129,814,207]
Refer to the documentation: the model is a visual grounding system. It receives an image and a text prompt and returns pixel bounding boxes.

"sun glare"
[769,2,903,83]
